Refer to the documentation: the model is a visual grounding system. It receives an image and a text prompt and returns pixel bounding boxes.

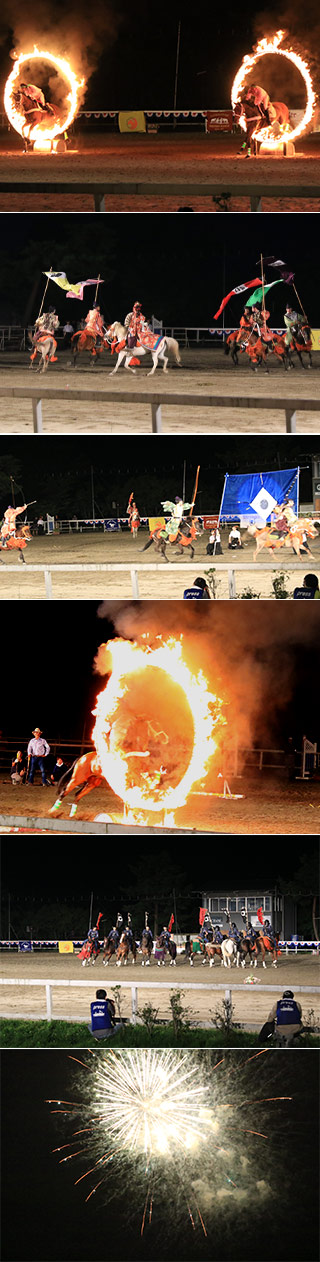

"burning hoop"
[4,47,84,147]
[231,30,316,147]
[92,637,225,815]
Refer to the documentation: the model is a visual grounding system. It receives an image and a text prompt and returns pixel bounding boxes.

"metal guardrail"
[1,180,320,212]
[0,384,318,433]
[1,560,317,600]
[0,977,318,1023]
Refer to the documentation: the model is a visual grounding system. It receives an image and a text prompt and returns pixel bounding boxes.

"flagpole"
[94,274,100,304]
[213,472,228,555]
[292,282,308,320]
[37,267,52,320]
[260,252,266,319]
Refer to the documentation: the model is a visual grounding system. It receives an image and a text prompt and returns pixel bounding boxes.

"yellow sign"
[149,516,165,533]
[58,940,74,954]
[118,111,146,133]
[311,329,320,349]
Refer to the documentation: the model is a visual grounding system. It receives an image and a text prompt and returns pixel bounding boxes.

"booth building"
[200,887,297,939]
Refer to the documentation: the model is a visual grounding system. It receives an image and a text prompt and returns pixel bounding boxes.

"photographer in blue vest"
[88,989,116,1040]
[259,990,302,1043]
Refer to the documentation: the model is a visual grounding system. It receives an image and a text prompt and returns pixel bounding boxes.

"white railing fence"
[0,977,318,1023]
[1,560,318,600]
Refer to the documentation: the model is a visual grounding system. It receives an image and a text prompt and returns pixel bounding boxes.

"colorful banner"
[58,941,74,954]
[118,111,146,133]
[149,516,165,532]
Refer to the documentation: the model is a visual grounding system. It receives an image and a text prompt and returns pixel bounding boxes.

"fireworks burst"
[47,1050,294,1244]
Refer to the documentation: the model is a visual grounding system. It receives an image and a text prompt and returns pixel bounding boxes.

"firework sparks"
[231,30,316,147]
[47,1050,293,1243]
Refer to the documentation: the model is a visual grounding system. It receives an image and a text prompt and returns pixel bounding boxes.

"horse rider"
[212,925,224,945]
[124,302,146,347]
[284,304,305,347]
[106,925,120,949]
[237,306,254,341]
[250,303,272,343]
[124,923,135,952]
[262,918,279,950]
[87,924,100,960]
[242,85,275,126]
[162,926,171,950]
[228,921,242,948]
[127,492,140,534]
[142,924,153,951]
[34,306,60,342]
[159,496,195,544]
[1,502,27,547]
[85,302,105,339]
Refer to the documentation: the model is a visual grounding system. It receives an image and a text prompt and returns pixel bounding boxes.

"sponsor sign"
[203,515,219,530]
[148,516,165,532]
[206,110,233,132]
[311,328,320,349]
[118,111,146,133]
[58,941,74,954]
[18,940,33,952]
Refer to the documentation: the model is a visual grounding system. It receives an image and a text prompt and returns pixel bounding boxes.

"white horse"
[105,321,181,376]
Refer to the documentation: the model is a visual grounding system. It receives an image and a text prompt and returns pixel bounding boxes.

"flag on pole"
[199,907,207,926]
[168,914,174,932]
[260,257,295,283]
[219,467,299,523]
[43,272,104,300]
[213,277,261,320]
[246,279,284,307]
[257,907,264,924]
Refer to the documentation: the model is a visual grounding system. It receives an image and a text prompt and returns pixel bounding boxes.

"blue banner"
[220,468,299,522]
[18,940,33,952]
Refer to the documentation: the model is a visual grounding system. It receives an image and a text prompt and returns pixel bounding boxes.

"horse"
[141,515,202,562]
[49,752,104,818]
[12,91,59,149]
[254,932,281,968]
[78,936,100,967]
[233,99,290,155]
[71,328,108,367]
[247,519,317,560]
[288,323,313,369]
[140,930,153,966]
[116,929,137,966]
[105,321,181,376]
[29,332,58,373]
[0,524,31,565]
[226,327,289,372]
[102,935,118,965]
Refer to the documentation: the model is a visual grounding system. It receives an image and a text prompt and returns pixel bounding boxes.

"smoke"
[94,601,320,754]
[0,0,121,98]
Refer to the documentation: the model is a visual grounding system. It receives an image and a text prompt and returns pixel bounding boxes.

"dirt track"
[0,776,319,834]
[1,527,319,600]
[0,949,319,1029]
[0,132,320,212]
[1,348,320,435]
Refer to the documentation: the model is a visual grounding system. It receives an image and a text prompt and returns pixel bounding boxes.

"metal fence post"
[228,568,237,599]
[131,985,138,1024]
[250,194,262,212]
[32,398,43,434]
[130,568,140,598]
[94,190,106,212]
[44,569,53,599]
[151,403,162,433]
[285,409,297,434]
[45,983,52,1020]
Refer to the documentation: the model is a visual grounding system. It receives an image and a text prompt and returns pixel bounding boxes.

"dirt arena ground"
[0,775,319,833]
[0,949,319,1029]
[1,348,320,435]
[0,132,320,212]
[1,526,319,599]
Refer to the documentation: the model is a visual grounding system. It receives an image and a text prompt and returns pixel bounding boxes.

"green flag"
[246,279,284,307]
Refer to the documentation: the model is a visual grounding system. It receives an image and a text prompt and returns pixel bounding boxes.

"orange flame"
[231,30,316,148]
[91,636,225,815]
[4,47,84,145]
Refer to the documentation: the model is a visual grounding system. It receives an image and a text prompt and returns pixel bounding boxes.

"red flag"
[168,914,174,932]
[214,277,261,320]
[96,912,103,930]
[199,907,207,926]
[257,906,264,924]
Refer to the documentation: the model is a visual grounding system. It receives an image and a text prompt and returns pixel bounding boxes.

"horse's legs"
[147,354,158,376]
[109,351,124,375]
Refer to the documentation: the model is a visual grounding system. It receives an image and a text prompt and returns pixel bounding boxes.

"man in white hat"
[27,728,50,786]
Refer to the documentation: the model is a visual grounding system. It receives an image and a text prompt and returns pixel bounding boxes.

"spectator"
[37,515,45,536]
[303,573,320,598]
[62,321,74,348]
[88,989,117,1039]
[206,527,223,556]
[50,756,68,785]
[228,526,242,549]
[284,736,296,781]
[259,990,302,1044]
[11,750,27,784]
[27,728,50,786]
[193,576,211,598]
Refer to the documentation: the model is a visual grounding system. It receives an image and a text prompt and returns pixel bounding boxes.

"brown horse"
[247,519,317,560]
[71,328,108,366]
[142,516,202,562]
[140,930,153,966]
[226,327,289,371]
[49,752,104,818]
[102,935,118,965]
[0,524,31,565]
[288,323,313,369]
[116,929,137,966]
[253,933,281,968]
[234,99,290,155]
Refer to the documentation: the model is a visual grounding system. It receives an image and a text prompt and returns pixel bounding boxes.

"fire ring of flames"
[4,48,84,144]
[92,638,224,813]
[231,30,316,147]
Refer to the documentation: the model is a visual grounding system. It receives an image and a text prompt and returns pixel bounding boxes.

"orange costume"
[85,307,104,337]
[1,504,27,544]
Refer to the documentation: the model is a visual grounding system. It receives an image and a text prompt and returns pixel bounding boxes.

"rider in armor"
[251,303,272,343]
[34,306,59,340]
[1,503,27,547]
[238,306,254,337]
[159,496,194,543]
[284,304,304,346]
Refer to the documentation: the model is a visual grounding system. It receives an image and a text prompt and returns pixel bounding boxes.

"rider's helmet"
[175,496,182,503]
[133,301,142,310]
[283,990,294,999]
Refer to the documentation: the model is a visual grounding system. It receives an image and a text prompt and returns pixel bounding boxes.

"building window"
[229,899,236,912]
[219,898,227,911]
[210,899,218,913]
[264,897,270,912]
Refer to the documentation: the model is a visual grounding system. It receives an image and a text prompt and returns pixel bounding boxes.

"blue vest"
[90,1000,112,1031]
[276,999,301,1026]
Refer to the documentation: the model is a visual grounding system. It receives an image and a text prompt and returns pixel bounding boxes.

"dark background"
[0,214,317,326]
[1,1050,319,1261]
[0,435,318,518]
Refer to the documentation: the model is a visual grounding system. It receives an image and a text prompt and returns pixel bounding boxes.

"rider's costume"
[244,85,275,124]
[20,84,46,109]
[1,503,27,546]
[251,307,272,342]
[125,304,146,347]
[34,311,59,341]
[85,308,104,337]
[160,499,193,542]
[127,493,140,533]
[284,311,304,346]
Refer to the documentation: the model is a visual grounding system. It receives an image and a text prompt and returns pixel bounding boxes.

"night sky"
[0,602,320,748]
[0,435,318,519]
[1,1050,319,1262]
[0,214,318,326]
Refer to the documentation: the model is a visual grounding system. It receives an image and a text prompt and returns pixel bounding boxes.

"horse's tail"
[166,337,181,364]
[140,535,154,552]
[57,759,77,797]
